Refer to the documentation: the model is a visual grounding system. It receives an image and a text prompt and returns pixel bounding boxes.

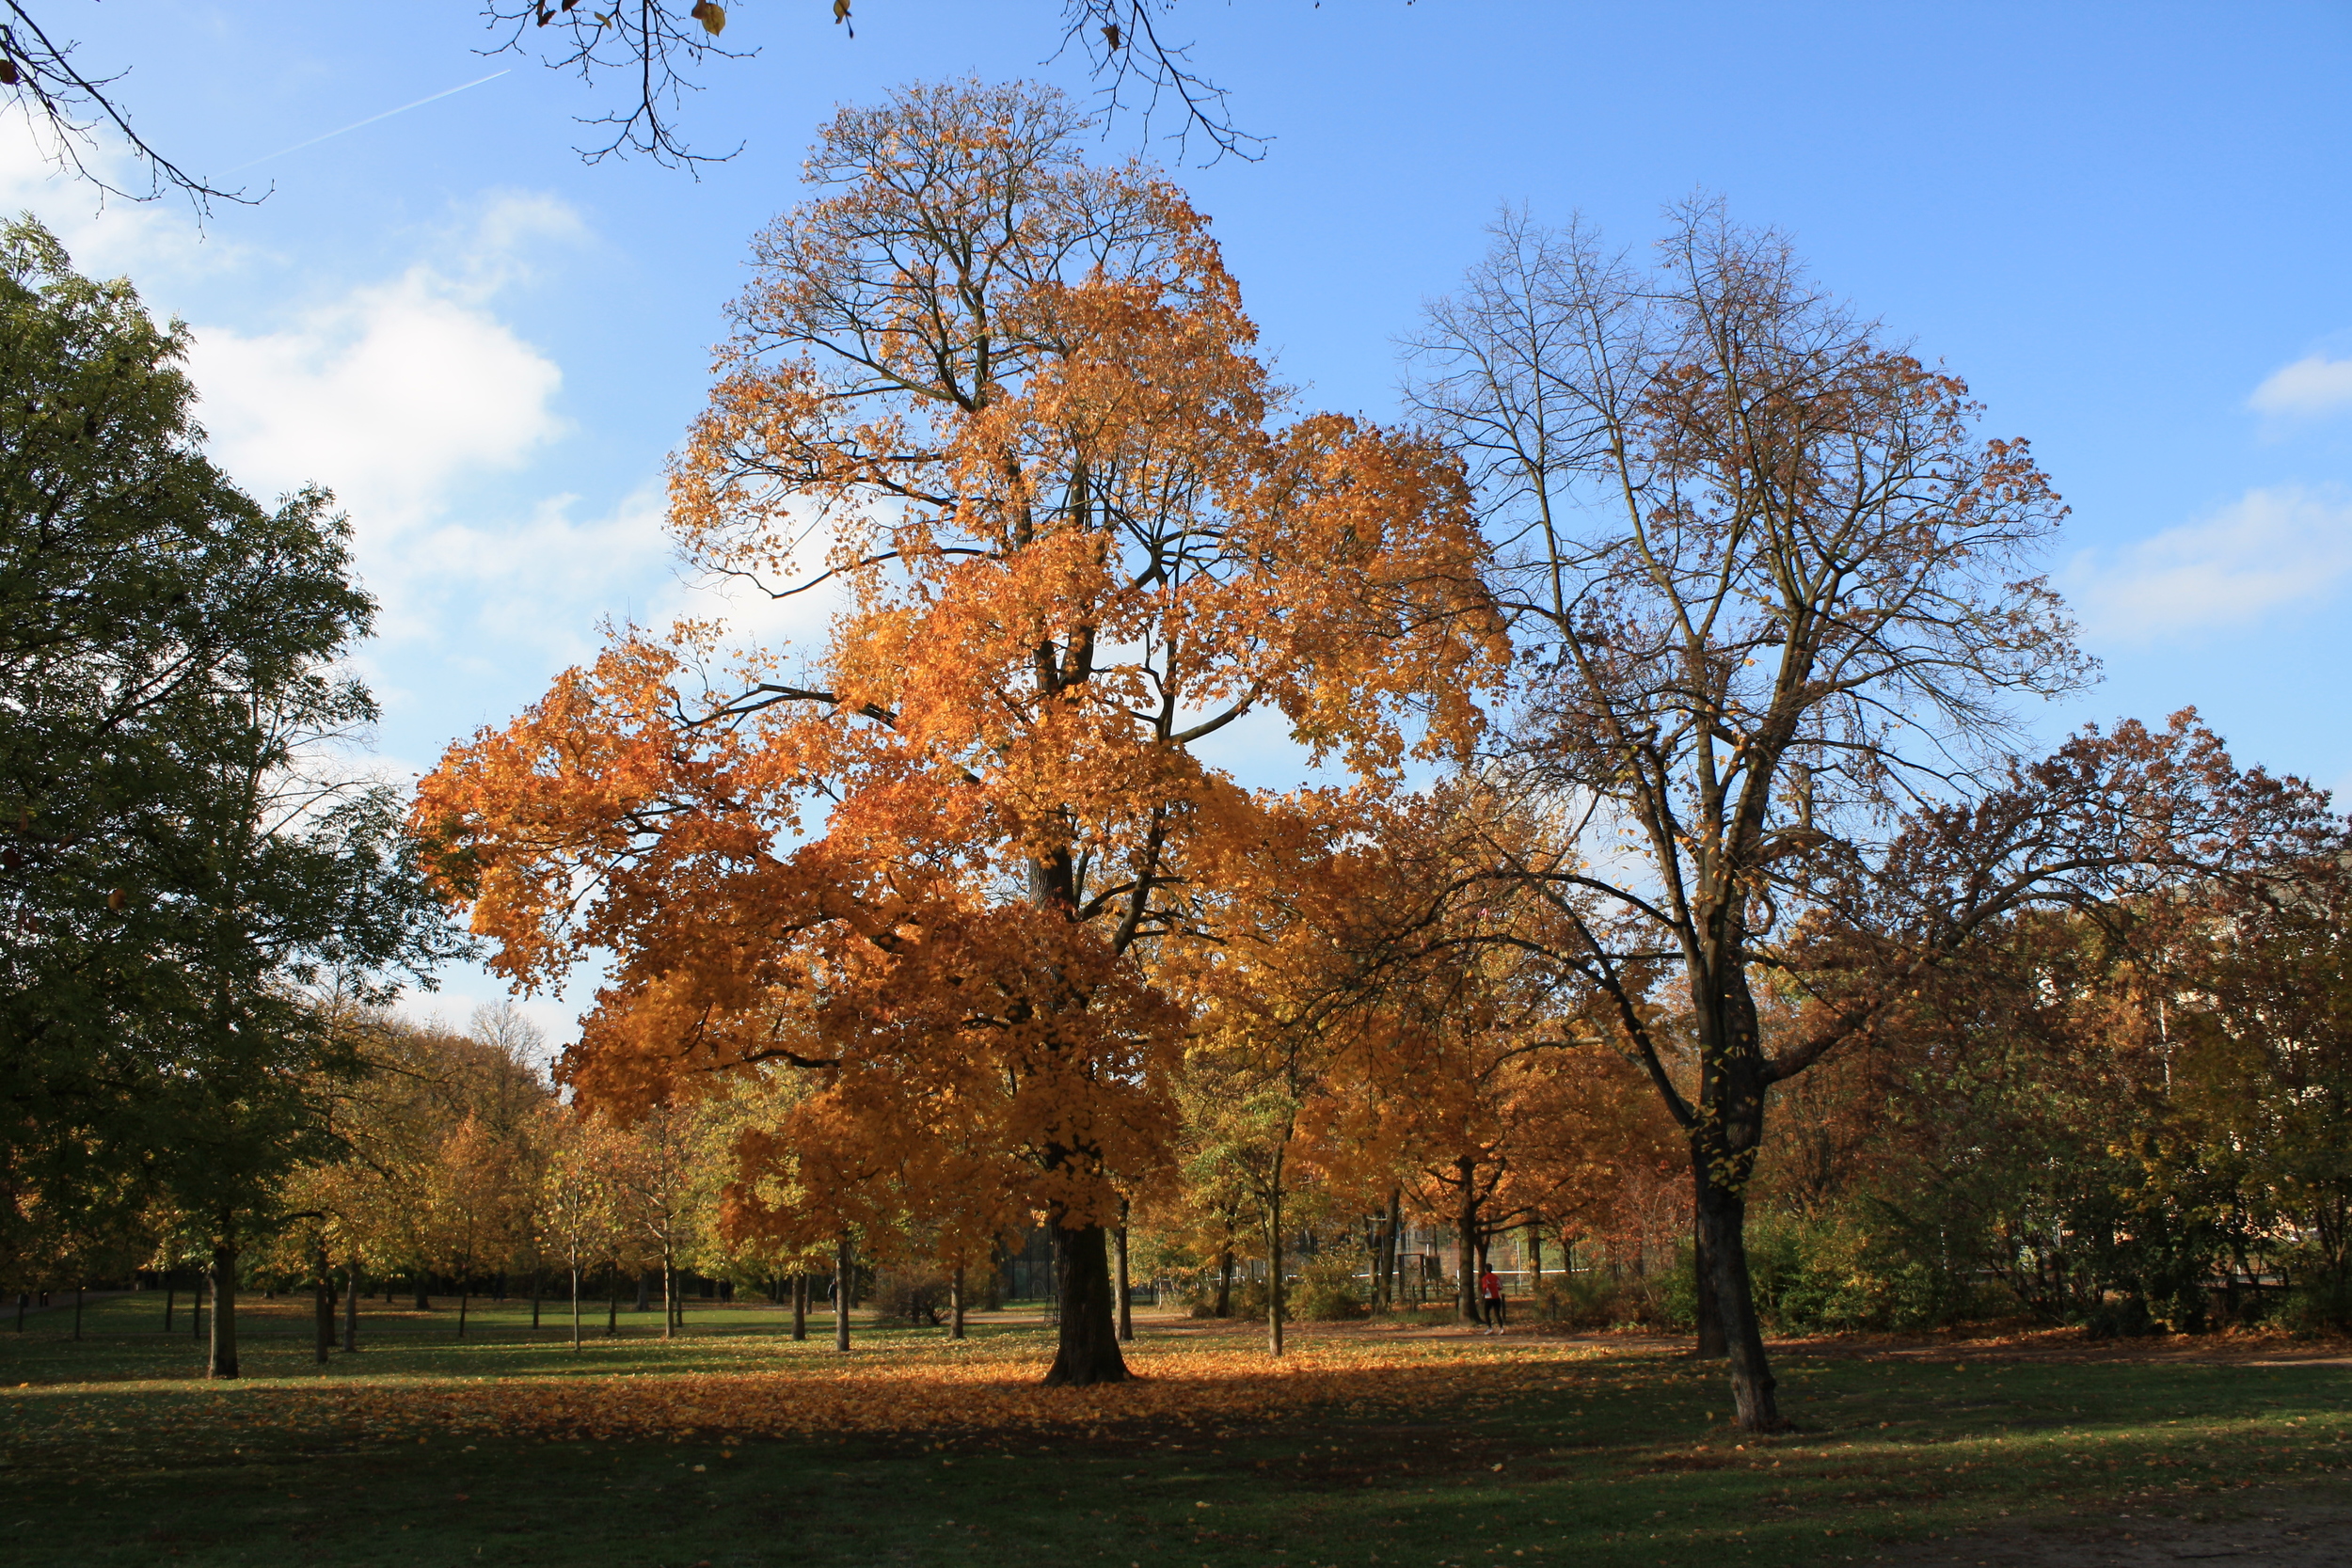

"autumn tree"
[1406,200,2338,1429]
[417,79,1500,1386]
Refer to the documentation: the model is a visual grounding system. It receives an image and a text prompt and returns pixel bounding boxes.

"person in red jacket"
[1478,1266,1505,1333]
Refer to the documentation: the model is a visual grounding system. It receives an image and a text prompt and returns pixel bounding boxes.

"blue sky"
[8,1,2348,1037]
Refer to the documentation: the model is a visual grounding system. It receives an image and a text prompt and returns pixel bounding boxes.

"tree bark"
[207,1238,239,1381]
[660,1249,675,1340]
[342,1261,359,1353]
[949,1264,965,1341]
[1114,1222,1134,1343]
[1214,1243,1235,1319]
[1042,1223,1130,1386]
[1377,1187,1402,1311]
[1693,1165,1780,1429]
[1693,1206,1727,1358]
[1455,1157,1482,1323]
[791,1272,808,1341]
[312,1242,334,1365]
[833,1233,852,1354]
[1265,1185,1287,1359]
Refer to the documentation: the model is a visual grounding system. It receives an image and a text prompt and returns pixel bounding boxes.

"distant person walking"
[1478,1266,1505,1333]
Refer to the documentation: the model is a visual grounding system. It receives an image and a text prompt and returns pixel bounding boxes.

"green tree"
[0,218,464,1376]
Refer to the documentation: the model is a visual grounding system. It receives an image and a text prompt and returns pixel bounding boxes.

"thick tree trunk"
[1529,1220,1544,1291]
[1685,959,1782,1429]
[312,1243,334,1365]
[834,1233,852,1354]
[207,1240,239,1381]
[1214,1243,1234,1318]
[1455,1158,1482,1323]
[342,1262,359,1352]
[949,1265,965,1341]
[1693,1220,1727,1357]
[1693,1165,1780,1429]
[791,1273,808,1341]
[1114,1224,1134,1343]
[1042,1223,1129,1386]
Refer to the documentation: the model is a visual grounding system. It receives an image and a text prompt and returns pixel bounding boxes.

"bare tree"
[0,3,256,206]
[1405,198,2332,1431]
[481,0,1261,168]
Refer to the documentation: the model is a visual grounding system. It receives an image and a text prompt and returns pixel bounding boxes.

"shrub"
[1295,1255,1367,1322]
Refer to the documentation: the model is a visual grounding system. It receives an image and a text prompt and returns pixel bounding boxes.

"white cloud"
[2249,354,2352,420]
[2069,486,2352,640]
[183,199,573,524]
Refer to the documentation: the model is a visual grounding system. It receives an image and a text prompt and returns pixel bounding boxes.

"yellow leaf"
[691,1,727,35]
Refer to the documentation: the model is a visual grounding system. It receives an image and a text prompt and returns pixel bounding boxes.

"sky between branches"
[6,0,2347,1042]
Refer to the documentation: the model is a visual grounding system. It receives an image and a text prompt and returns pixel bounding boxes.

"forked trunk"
[1042,1223,1129,1386]
[207,1239,239,1381]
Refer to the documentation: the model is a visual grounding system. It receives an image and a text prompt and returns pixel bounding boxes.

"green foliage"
[1294,1252,1367,1321]
[0,217,465,1276]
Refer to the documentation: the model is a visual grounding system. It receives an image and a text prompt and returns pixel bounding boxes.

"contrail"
[223,70,511,174]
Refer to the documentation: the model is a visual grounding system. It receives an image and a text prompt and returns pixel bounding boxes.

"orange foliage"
[411,83,1503,1371]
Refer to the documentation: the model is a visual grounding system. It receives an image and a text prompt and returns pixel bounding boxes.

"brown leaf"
[691,1,727,36]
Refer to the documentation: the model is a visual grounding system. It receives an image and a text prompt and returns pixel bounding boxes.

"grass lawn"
[2,1291,2347,1565]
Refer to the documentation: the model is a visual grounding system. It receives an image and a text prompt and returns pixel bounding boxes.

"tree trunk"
[414,1275,430,1312]
[207,1239,239,1381]
[949,1264,966,1341]
[1455,1158,1482,1323]
[342,1261,360,1353]
[661,1250,675,1341]
[164,1281,175,1333]
[72,1283,82,1340]
[833,1233,852,1354]
[635,1271,650,1312]
[312,1242,334,1365]
[1693,1212,1727,1358]
[1215,1243,1234,1318]
[571,1264,582,1353]
[1265,1184,1287,1359]
[1693,1164,1780,1429]
[1529,1221,1543,1291]
[1042,1223,1129,1386]
[606,1271,618,1337]
[791,1273,808,1341]
[1114,1222,1134,1344]
[532,1270,542,1331]
[1377,1187,1402,1311]
[456,1280,469,1338]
